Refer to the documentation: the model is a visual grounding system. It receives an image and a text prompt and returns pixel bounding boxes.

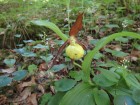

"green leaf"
[132,89,140,103]
[109,87,132,97]
[114,95,136,105]
[93,52,104,59]
[105,48,128,57]
[93,74,116,87]
[39,93,52,105]
[82,32,140,83]
[54,78,76,92]
[105,24,119,28]
[14,34,21,38]
[89,39,99,45]
[133,43,140,50]
[59,83,95,105]
[93,88,110,105]
[28,64,38,74]
[115,37,129,43]
[23,40,34,43]
[33,44,49,49]
[69,71,83,81]
[0,75,12,87]
[40,54,53,63]
[124,74,140,89]
[4,59,16,67]
[97,68,120,83]
[31,20,68,41]
[51,64,66,72]
[21,52,36,57]
[14,47,27,54]
[12,70,27,81]
[48,92,65,105]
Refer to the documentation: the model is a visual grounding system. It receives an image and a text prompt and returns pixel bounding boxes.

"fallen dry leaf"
[18,76,36,92]
[14,87,31,102]
[27,93,38,105]
[39,62,47,71]
[0,95,7,105]
[106,45,122,51]
[131,50,140,58]
[1,67,16,73]
[38,84,45,94]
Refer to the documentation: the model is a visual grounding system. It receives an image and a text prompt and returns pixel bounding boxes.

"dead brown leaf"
[18,76,36,92]
[38,84,45,94]
[27,93,38,105]
[1,67,16,73]
[0,95,7,105]
[14,87,31,102]
[39,62,47,71]
[106,45,122,51]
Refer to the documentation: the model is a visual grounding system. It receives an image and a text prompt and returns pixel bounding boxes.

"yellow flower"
[66,43,84,60]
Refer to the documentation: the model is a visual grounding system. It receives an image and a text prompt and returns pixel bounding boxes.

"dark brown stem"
[47,39,70,70]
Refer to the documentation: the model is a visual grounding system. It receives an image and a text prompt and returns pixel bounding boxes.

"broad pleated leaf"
[124,74,140,89]
[114,95,136,105]
[97,68,120,83]
[54,78,76,91]
[59,83,95,105]
[132,89,140,103]
[48,92,65,105]
[93,74,116,87]
[93,88,110,105]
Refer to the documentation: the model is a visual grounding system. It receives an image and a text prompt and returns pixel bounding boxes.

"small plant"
[31,12,140,105]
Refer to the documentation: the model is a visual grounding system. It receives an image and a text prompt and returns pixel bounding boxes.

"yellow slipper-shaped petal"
[66,43,84,60]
